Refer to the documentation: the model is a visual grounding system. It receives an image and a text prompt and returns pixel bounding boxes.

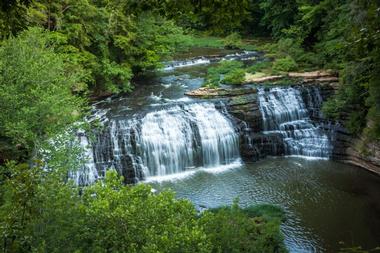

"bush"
[0,28,85,155]
[272,56,298,72]
[0,168,288,253]
[199,201,287,253]
[223,32,243,49]
[204,60,244,87]
[222,68,246,85]
[247,61,273,74]
[216,60,244,74]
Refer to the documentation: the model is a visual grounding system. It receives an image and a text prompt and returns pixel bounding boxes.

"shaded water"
[150,158,380,253]
[82,48,380,252]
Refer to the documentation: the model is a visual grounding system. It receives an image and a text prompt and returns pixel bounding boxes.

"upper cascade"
[77,102,240,184]
[162,51,258,71]
[257,87,332,158]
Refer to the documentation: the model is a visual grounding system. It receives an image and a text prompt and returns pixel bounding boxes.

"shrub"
[223,32,243,49]
[204,60,244,87]
[272,56,298,72]
[216,60,244,74]
[222,68,246,85]
[247,61,273,74]
[1,165,288,253]
[199,201,287,253]
[0,28,85,155]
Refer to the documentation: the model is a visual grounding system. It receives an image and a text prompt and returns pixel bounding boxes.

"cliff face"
[307,84,380,175]
[331,127,380,175]
[188,84,380,175]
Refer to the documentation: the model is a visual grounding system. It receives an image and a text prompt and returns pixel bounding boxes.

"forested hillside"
[1,0,378,141]
[0,0,379,252]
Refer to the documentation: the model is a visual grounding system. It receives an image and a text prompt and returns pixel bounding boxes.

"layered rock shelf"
[242,69,339,86]
[185,79,380,176]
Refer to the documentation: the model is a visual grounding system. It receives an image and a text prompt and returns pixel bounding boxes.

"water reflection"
[150,157,380,252]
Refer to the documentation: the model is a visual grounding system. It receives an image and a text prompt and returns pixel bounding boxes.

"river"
[81,48,380,252]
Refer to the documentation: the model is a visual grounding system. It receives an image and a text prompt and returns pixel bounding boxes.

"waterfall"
[162,51,258,71]
[257,87,332,158]
[88,102,240,182]
[69,131,99,185]
[163,57,211,71]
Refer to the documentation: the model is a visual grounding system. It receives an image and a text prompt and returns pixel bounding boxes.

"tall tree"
[0,28,85,160]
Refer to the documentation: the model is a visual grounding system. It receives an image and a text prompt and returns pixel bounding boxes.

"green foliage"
[247,61,273,74]
[222,69,246,85]
[0,0,193,95]
[179,35,225,49]
[257,0,379,139]
[205,61,244,87]
[243,204,285,221]
[0,162,41,252]
[0,0,31,38]
[78,171,211,253]
[214,61,244,75]
[272,56,298,72]
[223,33,243,49]
[259,0,298,38]
[0,28,85,156]
[0,167,286,253]
[199,201,287,253]
[195,0,251,35]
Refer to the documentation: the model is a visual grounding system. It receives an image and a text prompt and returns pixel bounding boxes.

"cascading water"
[162,51,258,71]
[70,132,99,185]
[257,87,332,158]
[88,102,240,183]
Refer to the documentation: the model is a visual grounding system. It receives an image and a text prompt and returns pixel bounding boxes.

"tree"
[196,0,251,35]
[0,0,32,38]
[0,27,85,160]
[259,0,299,38]
[77,171,211,253]
[199,201,287,253]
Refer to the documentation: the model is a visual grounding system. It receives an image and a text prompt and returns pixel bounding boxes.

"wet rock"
[240,133,285,161]
[185,80,380,175]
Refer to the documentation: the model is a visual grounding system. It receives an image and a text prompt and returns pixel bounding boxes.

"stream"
[79,48,380,252]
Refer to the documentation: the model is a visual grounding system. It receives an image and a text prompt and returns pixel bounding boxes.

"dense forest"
[0,0,379,252]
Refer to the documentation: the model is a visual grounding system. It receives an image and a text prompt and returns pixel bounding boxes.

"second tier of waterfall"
[257,87,332,158]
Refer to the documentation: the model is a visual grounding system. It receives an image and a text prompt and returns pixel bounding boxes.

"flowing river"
[79,48,380,252]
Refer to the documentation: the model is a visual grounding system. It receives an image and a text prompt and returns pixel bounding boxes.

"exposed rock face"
[185,87,256,97]
[186,82,380,175]
[242,69,338,85]
[243,73,284,83]
[288,70,336,78]
[329,126,380,175]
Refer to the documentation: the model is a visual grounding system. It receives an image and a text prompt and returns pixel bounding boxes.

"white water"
[70,132,99,185]
[163,57,211,71]
[257,87,332,158]
[162,51,257,71]
[87,102,240,183]
[144,158,242,183]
